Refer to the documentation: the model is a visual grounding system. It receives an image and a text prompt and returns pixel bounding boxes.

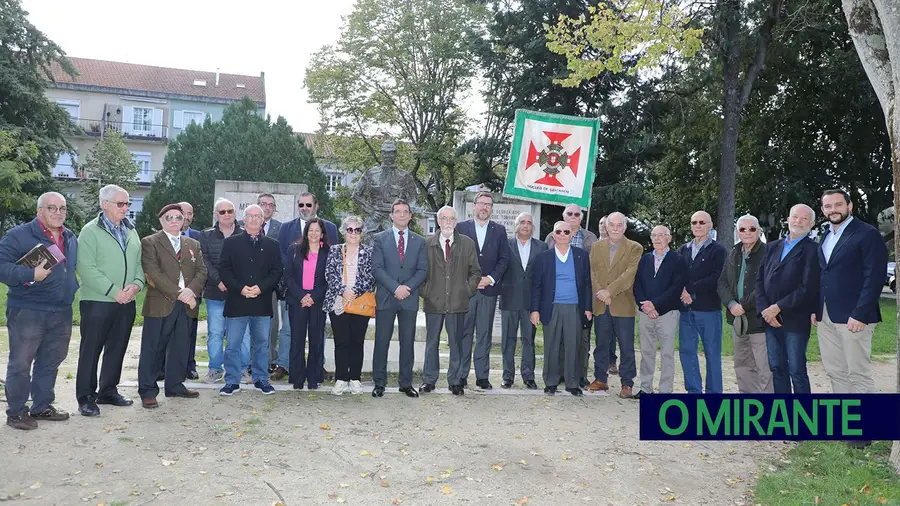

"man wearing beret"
[137,204,207,408]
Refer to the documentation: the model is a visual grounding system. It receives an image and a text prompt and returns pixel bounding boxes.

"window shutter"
[152,108,163,138]
[173,110,183,130]
[121,105,133,135]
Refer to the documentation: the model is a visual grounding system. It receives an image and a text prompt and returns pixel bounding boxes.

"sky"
[22,0,357,134]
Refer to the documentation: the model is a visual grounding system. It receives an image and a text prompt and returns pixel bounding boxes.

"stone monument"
[213,180,307,222]
[352,140,421,240]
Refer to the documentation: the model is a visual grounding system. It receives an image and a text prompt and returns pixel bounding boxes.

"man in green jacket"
[75,185,145,416]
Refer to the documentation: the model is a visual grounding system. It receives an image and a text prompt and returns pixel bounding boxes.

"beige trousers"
[732,329,774,393]
[818,305,876,393]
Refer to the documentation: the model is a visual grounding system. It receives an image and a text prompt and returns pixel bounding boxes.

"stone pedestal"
[213,180,307,223]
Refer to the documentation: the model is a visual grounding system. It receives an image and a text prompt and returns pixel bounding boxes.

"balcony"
[67,118,168,143]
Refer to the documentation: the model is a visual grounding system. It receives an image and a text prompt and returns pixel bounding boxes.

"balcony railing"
[67,118,168,142]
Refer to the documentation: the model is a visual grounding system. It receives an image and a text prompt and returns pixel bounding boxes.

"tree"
[305,0,484,212]
[0,130,44,232]
[839,0,900,471]
[80,130,139,213]
[135,98,329,236]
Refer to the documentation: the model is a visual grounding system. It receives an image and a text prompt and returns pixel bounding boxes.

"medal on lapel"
[189,248,196,263]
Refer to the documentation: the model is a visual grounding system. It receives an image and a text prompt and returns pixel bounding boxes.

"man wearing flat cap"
[137,204,207,408]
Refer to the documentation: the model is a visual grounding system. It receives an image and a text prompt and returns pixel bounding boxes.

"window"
[182,111,204,127]
[327,173,342,193]
[132,152,152,183]
[427,217,436,235]
[53,152,76,178]
[128,197,144,221]
[55,99,80,120]
[133,107,153,133]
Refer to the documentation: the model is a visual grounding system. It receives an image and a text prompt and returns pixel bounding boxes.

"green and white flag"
[502,109,600,209]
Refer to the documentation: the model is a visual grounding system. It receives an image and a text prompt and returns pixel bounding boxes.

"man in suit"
[276,191,338,379]
[371,198,428,398]
[217,204,284,396]
[678,210,727,393]
[421,206,481,395]
[176,201,202,380]
[500,212,547,389]
[757,204,820,394]
[257,193,287,377]
[588,212,643,398]
[634,225,686,398]
[545,203,599,387]
[531,221,593,395]
[138,204,207,409]
[815,190,887,407]
[457,191,509,390]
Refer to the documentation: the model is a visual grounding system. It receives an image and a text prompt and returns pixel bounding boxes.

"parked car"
[887,262,896,286]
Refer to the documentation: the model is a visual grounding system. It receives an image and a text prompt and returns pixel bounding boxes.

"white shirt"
[164,231,185,289]
[517,238,531,271]
[474,220,489,250]
[822,216,853,263]
[442,233,454,261]
[554,245,570,263]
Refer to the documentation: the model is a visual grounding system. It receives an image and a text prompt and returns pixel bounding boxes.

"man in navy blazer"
[677,211,727,393]
[371,199,428,398]
[756,204,820,394]
[530,221,592,395]
[178,201,202,379]
[815,190,887,403]
[456,192,509,390]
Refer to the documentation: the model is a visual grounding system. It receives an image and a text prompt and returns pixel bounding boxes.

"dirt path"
[0,328,896,505]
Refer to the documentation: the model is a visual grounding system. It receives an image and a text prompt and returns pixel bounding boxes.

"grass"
[755,441,900,505]
[0,283,207,326]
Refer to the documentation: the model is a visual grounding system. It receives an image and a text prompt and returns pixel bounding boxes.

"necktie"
[398,230,405,262]
[445,238,451,262]
[171,236,180,254]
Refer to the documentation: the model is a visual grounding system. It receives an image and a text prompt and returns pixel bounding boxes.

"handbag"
[342,245,376,317]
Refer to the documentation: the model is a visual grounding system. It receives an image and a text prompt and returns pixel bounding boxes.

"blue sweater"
[553,254,578,303]
[0,218,79,311]
[633,251,688,316]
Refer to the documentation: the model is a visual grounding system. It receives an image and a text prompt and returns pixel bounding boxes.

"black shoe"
[579,377,589,388]
[79,400,100,417]
[476,379,493,390]
[292,383,304,390]
[501,380,513,389]
[186,370,199,380]
[399,386,419,398]
[421,383,435,393]
[566,387,583,397]
[632,390,645,400]
[524,380,538,389]
[372,386,385,398]
[544,385,557,395]
[96,393,134,407]
[30,405,70,421]
[848,440,873,449]
[450,385,461,395]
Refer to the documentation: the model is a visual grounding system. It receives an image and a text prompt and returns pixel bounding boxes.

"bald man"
[677,211,727,393]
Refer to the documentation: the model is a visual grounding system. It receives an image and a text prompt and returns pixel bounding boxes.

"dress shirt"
[101,214,127,251]
[164,231,185,289]
[652,247,669,275]
[571,229,584,249]
[442,233,454,261]
[822,217,853,263]
[392,226,408,255]
[474,220,488,250]
[517,237,531,271]
[608,240,620,263]
[780,234,804,261]
[690,236,712,260]
[554,245,570,263]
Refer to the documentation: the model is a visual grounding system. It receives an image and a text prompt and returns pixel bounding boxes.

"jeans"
[678,310,723,393]
[277,300,291,370]
[765,326,811,394]
[5,307,72,416]
[224,316,271,385]
[206,300,250,372]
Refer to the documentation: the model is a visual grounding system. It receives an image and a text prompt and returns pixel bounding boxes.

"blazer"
[530,246,592,325]
[634,250,687,317]
[323,243,375,313]
[817,217,887,324]
[277,217,339,266]
[500,237,548,311]
[717,240,766,333]
[182,227,201,240]
[589,238,643,317]
[218,233,283,318]
[545,228,599,253]
[757,236,820,333]
[284,242,328,307]
[421,231,481,314]
[265,218,282,239]
[371,228,428,312]
[141,231,207,318]
[677,239,727,312]
[456,219,509,297]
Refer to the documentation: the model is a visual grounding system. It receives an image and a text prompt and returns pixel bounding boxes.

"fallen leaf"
[236,432,243,438]
[491,464,503,471]
[562,455,571,461]
[860,484,871,495]
[328,494,338,499]
[360,450,371,456]
[340,484,349,488]
[425,476,433,485]
[519,460,527,465]
[320,424,330,430]
[161,459,175,466]
[878,497,888,504]
[681,443,693,448]
[273,502,284,506]
[441,485,452,495]
[381,481,390,488]
[360,473,369,478]
[29,482,40,490]
[326,434,334,440]
[515,497,529,505]
[664,494,676,501]
[241,453,248,458]
[392,499,402,505]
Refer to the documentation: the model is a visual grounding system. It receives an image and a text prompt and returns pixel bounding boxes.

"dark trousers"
[500,309,536,382]
[593,312,637,387]
[187,315,199,373]
[138,303,190,399]
[373,307,417,388]
[5,307,72,416]
[330,312,369,381]
[288,303,326,388]
[765,326,811,394]
[76,301,136,402]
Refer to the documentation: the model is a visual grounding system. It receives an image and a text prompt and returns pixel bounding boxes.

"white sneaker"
[332,380,348,396]
[241,371,252,384]
[348,380,363,395]
[203,369,225,384]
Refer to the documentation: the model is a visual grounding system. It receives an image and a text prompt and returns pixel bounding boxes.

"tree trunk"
[890,107,900,472]
[716,0,743,245]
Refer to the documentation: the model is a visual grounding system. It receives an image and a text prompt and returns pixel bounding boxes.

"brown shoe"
[142,397,159,409]
[7,413,38,430]
[587,380,609,392]
[608,363,619,375]
[270,366,288,381]
[619,385,633,398]
[167,389,200,398]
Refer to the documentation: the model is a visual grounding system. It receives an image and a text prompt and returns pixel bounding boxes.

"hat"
[733,314,748,336]
[157,203,184,218]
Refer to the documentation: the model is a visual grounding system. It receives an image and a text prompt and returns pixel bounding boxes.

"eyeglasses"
[163,214,184,222]
[298,202,314,208]
[438,216,457,222]
[739,227,758,233]
[691,220,707,225]
[107,201,130,209]
[245,214,264,220]
[565,211,581,217]
[554,229,571,235]
[43,205,67,214]
[259,202,276,208]
[475,201,493,207]
[345,227,362,234]
[392,209,411,215]
[650,233,670,239]
[218,209,235,215]
[518,221,533,226]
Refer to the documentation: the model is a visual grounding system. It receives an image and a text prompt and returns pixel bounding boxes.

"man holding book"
[0,192,79,430]
[75,185,145,416]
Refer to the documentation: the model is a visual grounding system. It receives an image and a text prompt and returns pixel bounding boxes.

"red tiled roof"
[51,57,265,103]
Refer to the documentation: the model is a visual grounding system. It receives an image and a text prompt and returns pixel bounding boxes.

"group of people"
[0,187,887,443]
